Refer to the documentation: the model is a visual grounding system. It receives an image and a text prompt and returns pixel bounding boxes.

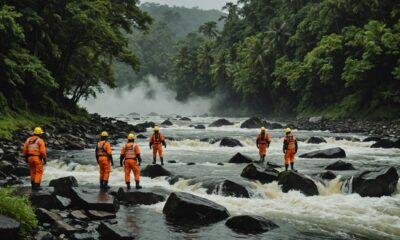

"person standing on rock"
[120,133,142,190]
[96,131,114,189]
[256,127,271,162]
[23,127,47,190]
[283,128,298,171]
[149,126,166,165]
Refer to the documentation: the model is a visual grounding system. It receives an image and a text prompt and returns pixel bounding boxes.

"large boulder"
[0,160,14,174]
[209,119,234,127]
[351,167,399,197]
[220,137,243,147]
[117,188,165,205]
[49,176,78,198]
[371,138,400,149]
[18,186,69,210]
[70,188,119,213]
[325,160,355,170]
[228,153,254,164]
[161,119,173,126]
[240,117,263,129]
[320,171,336,180]
[225,215,278,234]
[241,164,278,184]
[10,166,30,177]
[0,215,20,240]
[278,171,319,196]
[363,136,381,142]
[141,165,171,178]
[203,179,250,198]
[97,222,134,240]
[163,192,230,224]
[306,137,327,144]
[299,147,346,158]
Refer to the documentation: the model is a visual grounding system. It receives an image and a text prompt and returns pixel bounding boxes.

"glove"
[120,160,123,167]
[138,160,141,166]
[42,158,47,165]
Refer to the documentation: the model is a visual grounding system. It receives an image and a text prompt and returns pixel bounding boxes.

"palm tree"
[198,21,219,39]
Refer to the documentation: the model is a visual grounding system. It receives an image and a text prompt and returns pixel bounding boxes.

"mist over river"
[36,114,400,240]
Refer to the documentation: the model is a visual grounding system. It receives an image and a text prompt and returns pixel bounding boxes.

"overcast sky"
[143,0,231,10]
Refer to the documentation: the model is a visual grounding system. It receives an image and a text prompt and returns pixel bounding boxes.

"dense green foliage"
[166,0,400,118]
[0,188,38,237]
[0,0,151,117]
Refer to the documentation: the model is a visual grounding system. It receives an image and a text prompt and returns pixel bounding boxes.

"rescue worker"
[96,131,114,189]
[120,133,142,190]
[149,126,166,165]
[23,127,47,190]
[283,128,298,171]
[256,127,271,162]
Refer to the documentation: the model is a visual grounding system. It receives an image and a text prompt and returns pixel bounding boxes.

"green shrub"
[0,188,38,237]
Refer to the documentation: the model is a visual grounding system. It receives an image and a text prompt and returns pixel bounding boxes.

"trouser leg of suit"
[132,161,140,182]
[29,157,43,184]
[125,160,140,183]
[285,149,295,165]
[99,157,111,181]
[259,144,267,161]
[153,144,163,161]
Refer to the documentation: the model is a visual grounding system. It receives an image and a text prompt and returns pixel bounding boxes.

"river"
[40,114,400,239]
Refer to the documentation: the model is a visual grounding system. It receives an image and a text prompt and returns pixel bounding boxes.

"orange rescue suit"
[23,136,47,184]
[149,133,165,159]
[96,140,112,181]
[257,132,271,157]
[283,134,298,164]
[120,142,141,183]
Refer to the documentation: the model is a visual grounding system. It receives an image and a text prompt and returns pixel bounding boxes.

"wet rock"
[240,117,263,129]
[266,122,284,129]
[371,138,400,149]
[54,220,78,235]
[278,171,319,196]
[87,210,116,220]
[204,179,249,198]
[97,222,134,240]
[241,164,278,184]
[18,186,69,209]
[209,138,222,144]
[161,119,173,126]
[166,175,190,185]
[229,153,254,164]
[335,136,360,142]
[70,188,119,213]
[320,171,336,180]
[352,167,399,197]
[194,125,206,129]
[0,214,20,240]
[117,188,165,205]
[168,160,177,164]
[299,147,346,158]
[136,121,155,130]
[220,137,243,147]
[363,136,381,142]
[72,233,94,240]
[35,230,54,240]
[225,215,278,234]
[309,116,323,123]
[163,192,230,224]
[141,164,171,178]
[306,137,327,144]
[35,208,62,224]
[54,195,71,209]
[0,160,14,174]
[179,117,191,121]
[217,163,224,166]
[209,119,234,127]
[49,176,79,198]
[187,162,196,165]
[70,210,89,221]
[0,148,3,159]
[325,160,355,170]
[10,165,30,176]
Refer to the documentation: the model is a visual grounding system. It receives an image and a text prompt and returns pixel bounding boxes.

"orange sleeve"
[135,145,141,155]
[120,146,126,155]
[39,139,47,159]
[105,142,112,154]
[23,139,29,155]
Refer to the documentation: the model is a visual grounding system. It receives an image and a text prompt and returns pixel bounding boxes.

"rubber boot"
[161,157,164,166]
[100,180,104,189]
[290,163,297,172]
[31,181,35,190]
[33,183,42,191]
[285,164,289,171]
[103,181,110,190]
[135,181,142,190]
[126,182,131,190]
[152,158,156,164]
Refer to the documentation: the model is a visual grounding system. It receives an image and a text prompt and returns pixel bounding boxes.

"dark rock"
[10,166,30,176]
[19,187,69,210]
[278,171,319,196]
[117,188,165,205]
[209,119,234,127]
[136,134,146,139]
[166,175,190,185]
[229,153,254,164]
[320,171,336,180]
[335,136,360,142]
[49,176,79,198]
[0,160,14,174]
[70,210,89,221]
[161,119,173,126]
[64,140,85,150]
[70,188,119,213]
[72,233,95,240]
[371,138,400,149]
[97,222,134,240]
[204,180,249,198]
[225,215,278,234]
[325,160,355,170]
[194,125,206,129]
[217,163,224,166]
[86,210,116,220]
[240,164,278,184]
[54,195,71,209]
[35,208,62,224]
[0,214,20,240]
[240,117,263,129]
[179,117,191,121]
[363,136,381,142]
[141,165,171,178]
[168,160,177,164]
[309,116,323,123]
[306,137,327,144]
[299,147,346,158]
[54,220,78,235]
[266,122,283,129]
[0,148,3,159]
[163,192,230,224]
[187,162,196,165]
[220,137,243,147]
[35,230,54,240]
[352,167,399,197]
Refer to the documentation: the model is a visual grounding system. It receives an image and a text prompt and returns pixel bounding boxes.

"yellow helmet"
[128,133,135,140]
[260,127,266,131]
[100,131,109,137]
[154,126,160,131]
[285,128,292,133]
[33,127,43,135]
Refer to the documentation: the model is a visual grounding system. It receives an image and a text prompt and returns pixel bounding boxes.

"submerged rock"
[141,165,171,178]
[0,214,20,240]
[117,187,165,205]
[209,119,234,127]
[278,171,319,196]
[203,179,249,198]
[240,164,278,184]
[299,147,346,158]
[163,192,230,224]
[352,167,399,197]
[362,136,381,142]
[371,138,400,149]
[220,137,243,147]
[320,171,336,180]
[194,125,206,129]
[225,215,278,234]
[325,160,355,170]
[306,137,327,144]
[97,222,134,240]
[228,153,254,164]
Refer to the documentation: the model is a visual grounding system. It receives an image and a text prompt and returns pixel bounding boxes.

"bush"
[0,188,38,237]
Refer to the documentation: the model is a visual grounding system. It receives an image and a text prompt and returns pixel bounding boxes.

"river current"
[40,115,400,239]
